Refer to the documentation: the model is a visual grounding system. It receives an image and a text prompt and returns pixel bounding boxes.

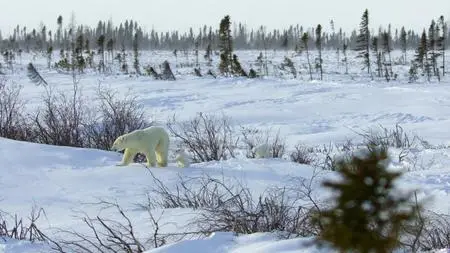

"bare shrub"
[402,209,450,252]
[240,126,262,158]
[84,85,152,150]
[32,83,87,147]
[147,170,233,209]
[417,212,450,251]
[290,143,316,165]
[295,139,361,171]
[50,201,151,252]
[356,124,422,150]
[192,183,319,238]
[240,126,286,158]
[50,200,195,253]
[29,82,150,152]
[146,169,322,238]
[0,77,32,141]
[351,124,430,165]
[310,143,340,171]
[0,206,48,242]
[167,112,238,162]
[268,130,286,158]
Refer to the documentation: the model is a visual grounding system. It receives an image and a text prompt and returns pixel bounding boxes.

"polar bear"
[174,149,191,168]
[111,126,170,168]
[253,143,271,158]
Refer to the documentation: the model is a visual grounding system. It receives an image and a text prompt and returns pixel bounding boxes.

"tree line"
[0,13,448,53]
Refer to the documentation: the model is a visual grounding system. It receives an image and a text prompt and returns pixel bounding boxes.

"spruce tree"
[355,9,371,76]
[301,32,313,80]
[415,30,431,81]
[106,39,114,65]
[194,41,199,68]
[428,20,439,79]
[47,46,53,69]
[57,15,63,48]
[382,31,393,81]
[75,34,85,72]
[248,68,257,78]
[371,36,382,78]
[133,32,141,75]
[315,24,323,80]
[438,16,447,76]
[218,15,233,76]
[342,41,349,74]
[204,43,212,66]
[120,43,128,74]
[281,32,289,52]
[313,146,421,253]
[400,27,407,64]
[231,54,247,77]
[97,34,105,73]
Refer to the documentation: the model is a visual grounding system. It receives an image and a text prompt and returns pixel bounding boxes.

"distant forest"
[0,14,449,53]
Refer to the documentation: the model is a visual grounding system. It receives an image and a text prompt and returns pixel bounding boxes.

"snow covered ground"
[1,50,450,252]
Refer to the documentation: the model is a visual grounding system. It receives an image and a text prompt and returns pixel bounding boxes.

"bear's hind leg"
[144,148,157,168]
[117,148,138,166]
[155,140,169,167]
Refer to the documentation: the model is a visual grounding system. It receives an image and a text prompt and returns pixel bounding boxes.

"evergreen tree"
[400,27,407,64]
[248,68,257,78]
[415,30,431,81]
[382,31,393,81]
[371,36,382,78]
[120,43,128,74]
[315,24,323,80]
[301,33,313,80]
[161,60,176,80]
[97,34,105,73]
[46,45,53,69]
[133,32,141,75]
[428,20,440,79]
[231,54,247,77]
[204,43,212,66]
[280,56,297,78]
[438,16,447,76]
[342,41,349,74]
[313,146,421,253]
[281,31,289,52]
[415,30,428,69]
[355,9,371,76]
[194,41,199,68]
[75,34,85,72]
[218,15,233,76]
[40,25,47,52]
[106,38,114,65]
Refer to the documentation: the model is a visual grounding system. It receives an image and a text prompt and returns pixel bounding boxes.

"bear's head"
[111,136,126,151]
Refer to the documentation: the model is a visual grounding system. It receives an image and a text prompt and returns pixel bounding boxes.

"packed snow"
[1,50,450,252]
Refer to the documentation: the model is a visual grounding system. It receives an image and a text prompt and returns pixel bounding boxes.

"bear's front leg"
[117,148,138,166]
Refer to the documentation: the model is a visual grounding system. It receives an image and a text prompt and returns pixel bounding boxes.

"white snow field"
[1,50,450,252]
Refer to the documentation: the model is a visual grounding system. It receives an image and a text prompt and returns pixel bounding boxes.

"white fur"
[111,126,170,168]
[253,143,271,158]
[174,150,191,168]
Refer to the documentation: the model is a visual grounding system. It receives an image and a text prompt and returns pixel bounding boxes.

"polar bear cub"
[253,143,271,158]
[174,149,192,168]
[111,126,170,168]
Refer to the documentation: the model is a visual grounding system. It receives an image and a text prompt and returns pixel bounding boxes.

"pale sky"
[1,0,449,36]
